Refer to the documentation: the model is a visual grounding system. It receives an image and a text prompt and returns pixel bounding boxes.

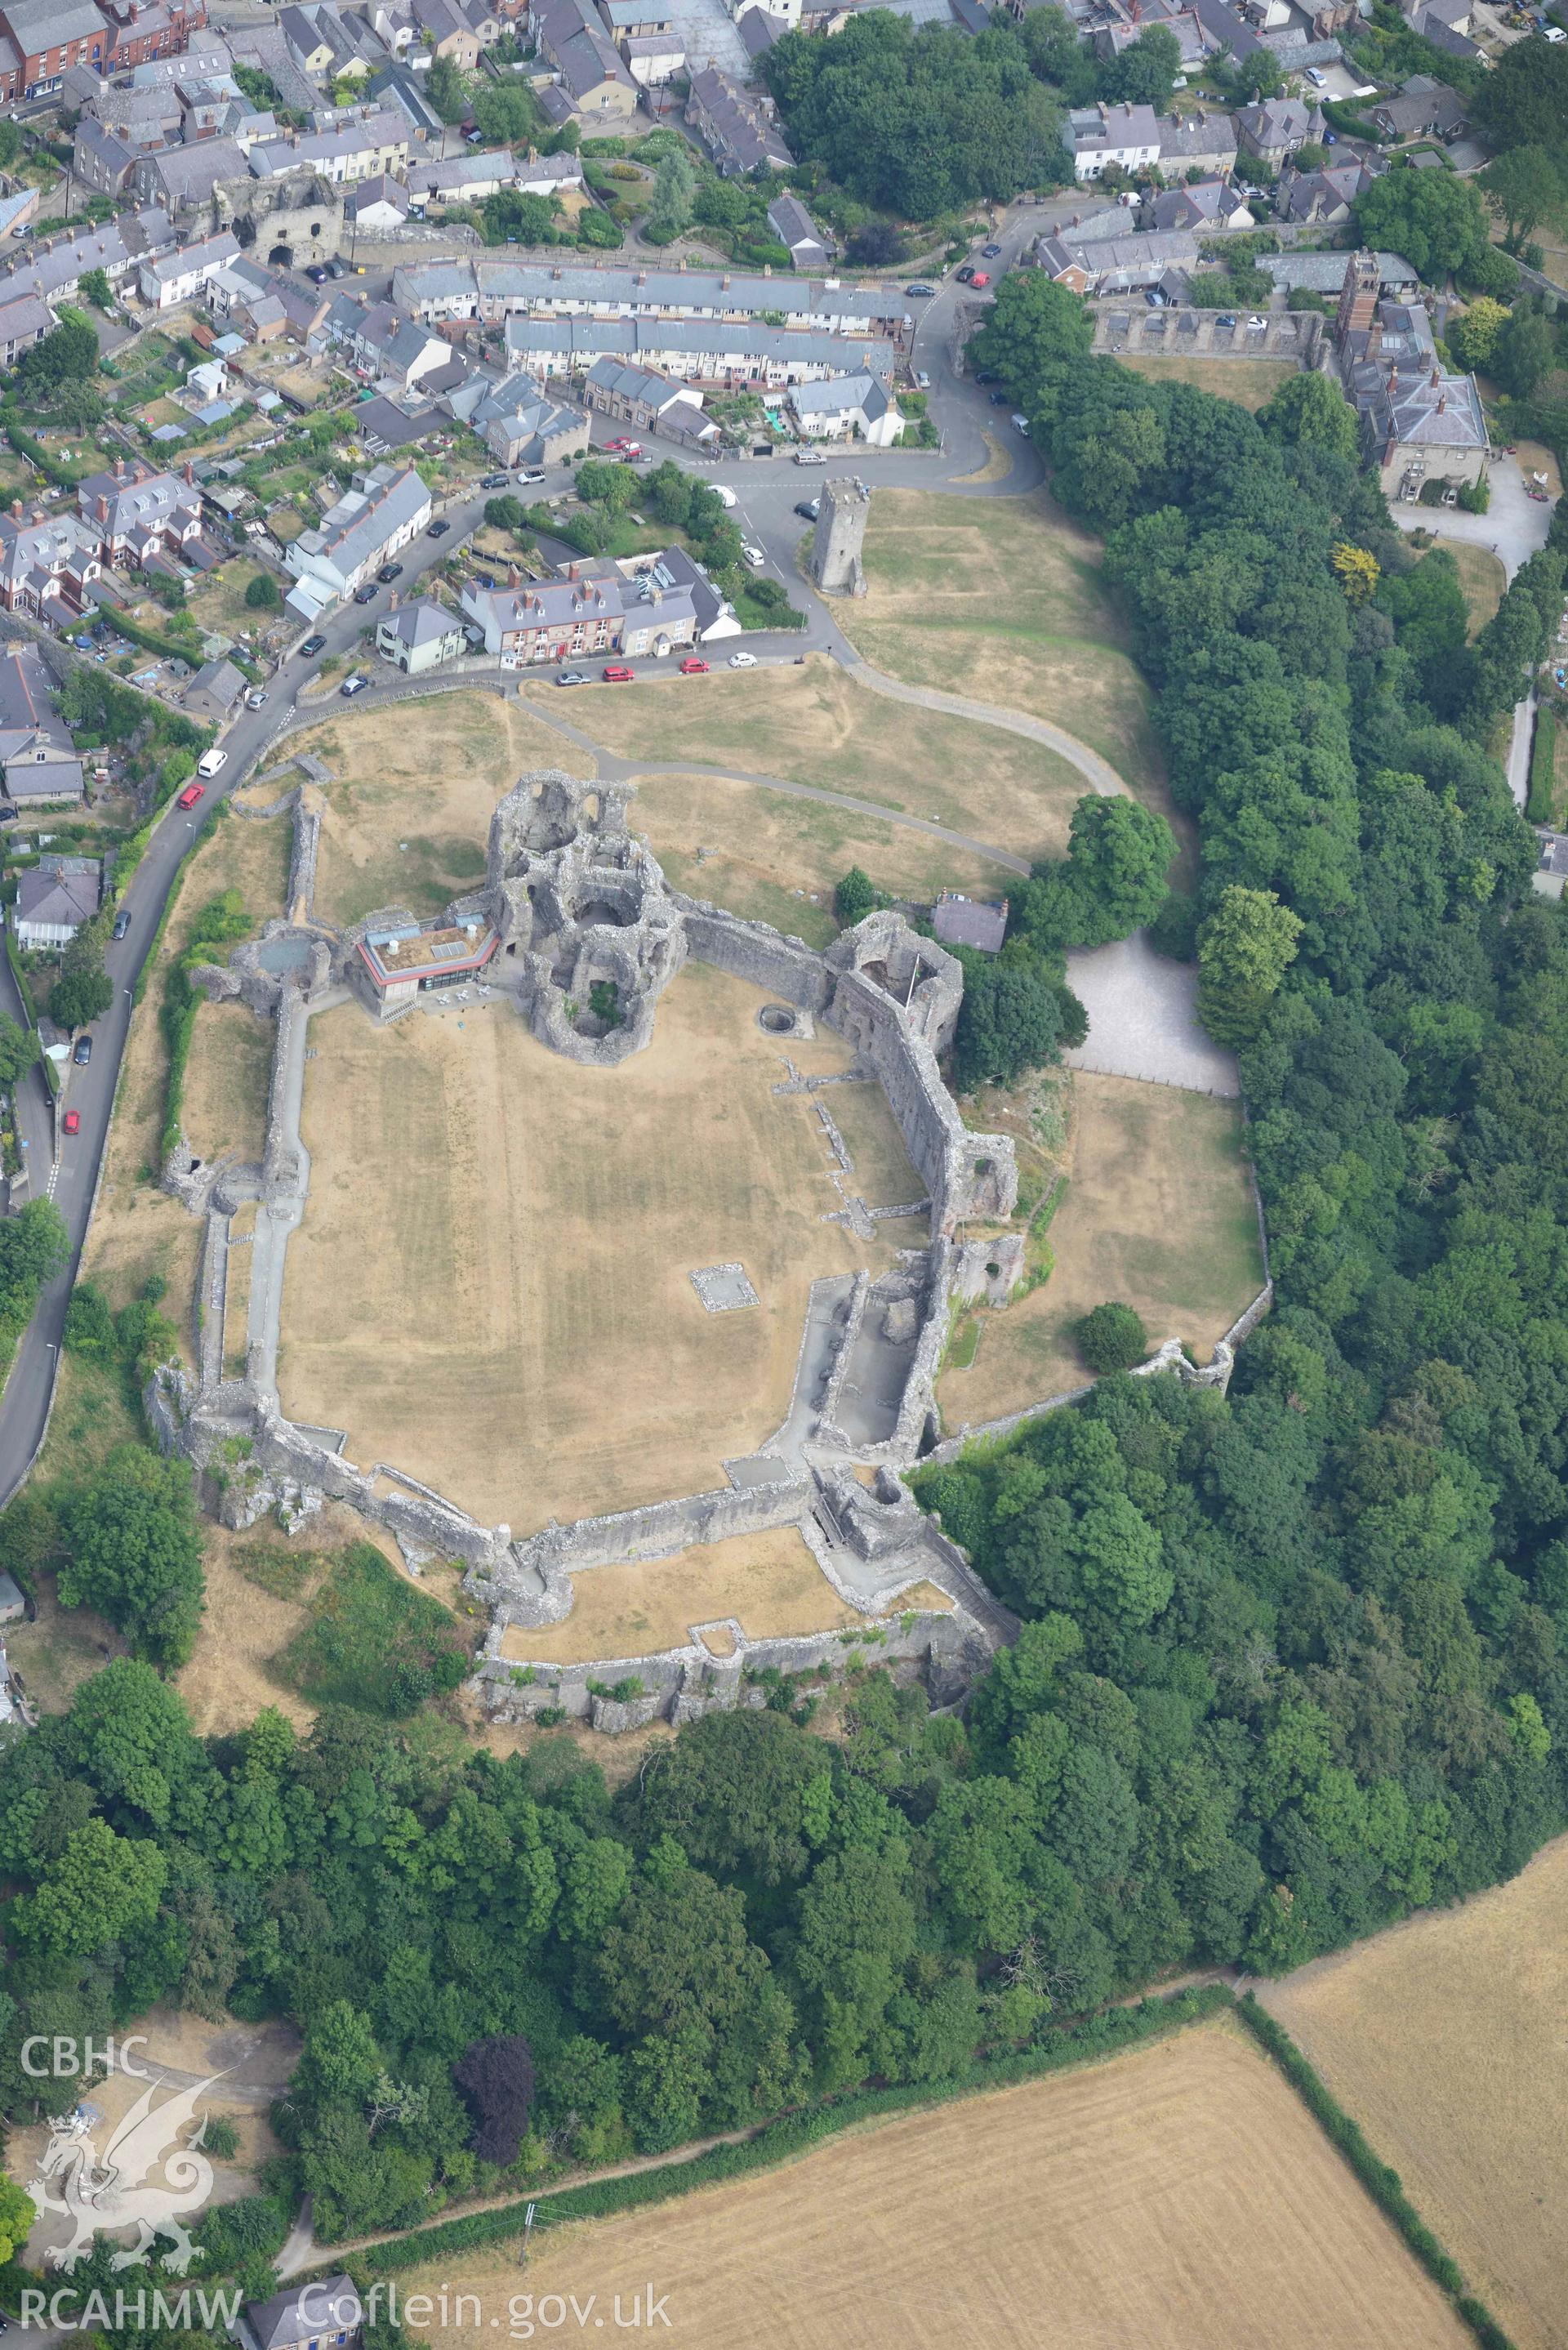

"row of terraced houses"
[0,0,207,104]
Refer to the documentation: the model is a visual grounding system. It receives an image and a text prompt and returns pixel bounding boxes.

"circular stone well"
[758,1004,796,1036]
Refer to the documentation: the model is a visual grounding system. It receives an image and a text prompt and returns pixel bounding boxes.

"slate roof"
[14,866,98,932]
[505,313,898,377]
[381,599,461,649]
[242,2278,363,2350]
[0,642,69,765]
[394,258,905,326]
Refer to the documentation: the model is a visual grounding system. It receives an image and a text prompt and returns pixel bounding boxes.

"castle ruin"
[161,764,1036,1728]
[811,476,871,598]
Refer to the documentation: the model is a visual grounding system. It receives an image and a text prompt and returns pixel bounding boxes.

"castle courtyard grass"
[394,2018,1472,2350]
[938,1072,1263,1429]
[1258,1831,1568,2350]
[278,961,920,1532]
[1119,353,1297,410]
[498,1526,865,1665]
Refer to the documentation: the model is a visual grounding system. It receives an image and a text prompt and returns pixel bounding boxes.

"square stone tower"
[811,475,871,598]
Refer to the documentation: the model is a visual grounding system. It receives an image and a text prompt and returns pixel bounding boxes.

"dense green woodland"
[7,269,1568,2320]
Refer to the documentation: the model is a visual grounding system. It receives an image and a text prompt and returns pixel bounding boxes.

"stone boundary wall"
[287,794,322,922]
[229,783,301,822]
[817,1270,868,1435]
[919,1281,1275,1467]
[475,1599,996,1732]
[477,1469,811,1626]
[173,1378,518,1570]
[673,893,835,1018]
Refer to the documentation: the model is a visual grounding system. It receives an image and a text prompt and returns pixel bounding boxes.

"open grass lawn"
[279,964,912,1533]
[301,691,581,928]
[938,1072,1263,1429]
[635,767,1017,951]
[82,809,291,1349]
[185,555,278,644]
[1260,1833,1568,2350]
[1419,538,1507,638]
[398,2018,1472,2350]
[832,487,1174,826]
[499,1526,868,1666]
[1119,354,1298,411]
[550,656,1087,864]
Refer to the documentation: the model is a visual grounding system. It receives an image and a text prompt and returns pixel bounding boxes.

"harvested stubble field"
[296,693,585,930]
[630,769,1017,952]
[1119,354,1298,410]
[497,1526,864,1664]
[397,2019,1471,2350]
[83,811,291,1349]
[539,658,1085,865]
[279,962,918,1531]
[1259,1833,1568,2350]
[832,488,1172,819]
[939,1072,1263,1426]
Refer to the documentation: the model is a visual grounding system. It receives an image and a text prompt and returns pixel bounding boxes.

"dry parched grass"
[1119,354,1298,411]
[302,692,591,930]
[634,769,1018,953]
[834,487,1169,813]
[398,2021,1472,2350]
[280,964,914,1533]
[940,1072,1263,1426]
[498,1526,863,1665]
[550,658,1087,864]
[1259,1833,1568,2350]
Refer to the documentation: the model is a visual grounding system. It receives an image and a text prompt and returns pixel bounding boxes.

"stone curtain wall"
[674,896,836,1017]
[477,1470,813,1626]
[477,1604,998,1733]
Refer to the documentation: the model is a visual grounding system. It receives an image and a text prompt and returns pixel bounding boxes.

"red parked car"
[679,657,710,675]
[63,1109,80,1135]
[602,664,635,683]
[176,783,205,810]
[969,271,991,289]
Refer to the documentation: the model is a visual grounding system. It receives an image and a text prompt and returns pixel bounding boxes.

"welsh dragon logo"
[28,2075,223,2274]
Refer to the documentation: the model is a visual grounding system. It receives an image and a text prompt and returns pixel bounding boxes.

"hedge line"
[339,1987,1234,2279]
[158,973,200,1162]
[1527,706,1557,827]
[1234,1995,1517,2350]
[108,600,205,670]
[4,925,38,1031]
[2,413,77,490]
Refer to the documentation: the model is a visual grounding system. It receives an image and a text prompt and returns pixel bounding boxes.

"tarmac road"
[0,203,1079,1509]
